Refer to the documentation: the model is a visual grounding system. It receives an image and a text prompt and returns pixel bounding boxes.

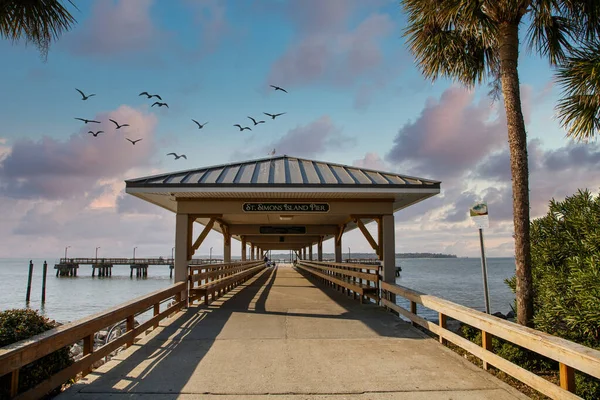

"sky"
[1,0,599,260]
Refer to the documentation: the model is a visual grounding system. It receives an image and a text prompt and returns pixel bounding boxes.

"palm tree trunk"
[498,22,534,327]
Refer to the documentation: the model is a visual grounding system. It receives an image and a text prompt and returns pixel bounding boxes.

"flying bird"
[75,117,101,124]
[264,112,286,120]
[248,116,265,125]
[270,85,288,93]
[88,130,104,137]
[76,88,95,100]
[167,153,187,160]
[109,119,129,129]
[126,138,143,145]
[151,102,169,108]
[192,119,208,129]
[234,124,252,131]
[139,91,162,100]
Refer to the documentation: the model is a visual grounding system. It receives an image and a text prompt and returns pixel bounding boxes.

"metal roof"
[126,155,440,189]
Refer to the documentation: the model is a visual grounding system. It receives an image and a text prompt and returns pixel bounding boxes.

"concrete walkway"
[59,265,527,400]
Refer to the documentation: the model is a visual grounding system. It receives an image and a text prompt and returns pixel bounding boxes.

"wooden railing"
[58,258,223,265]
[297,261,380,303]
[344,258,381,265]
[381,282,600,400]
[0,282,187,399]
[188,260,265,304]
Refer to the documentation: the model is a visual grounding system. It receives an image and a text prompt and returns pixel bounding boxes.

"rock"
[92,359,105,369]
[70,344,82,358]
[96,330,108,341]
[492,312,507,319]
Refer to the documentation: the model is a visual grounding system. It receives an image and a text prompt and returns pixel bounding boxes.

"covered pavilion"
[125,155,441,295]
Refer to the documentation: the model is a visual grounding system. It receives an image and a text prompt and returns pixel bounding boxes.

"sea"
[0,257,516,324]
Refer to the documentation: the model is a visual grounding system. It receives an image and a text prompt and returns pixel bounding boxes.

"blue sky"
[1,0,598,259]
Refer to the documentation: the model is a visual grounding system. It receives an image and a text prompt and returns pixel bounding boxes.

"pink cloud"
[266,3,394,88]
[66,0,163,56]
[183,0,231,56]
[353,152,389,171]
[0,105,158,199]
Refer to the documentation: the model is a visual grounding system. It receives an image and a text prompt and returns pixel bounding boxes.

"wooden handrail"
[0,282,186,398]
[381,282,600,399]
[299,261,378,282]
[298,260,379,273]
[189,261,263,283]
[188,260,258,273]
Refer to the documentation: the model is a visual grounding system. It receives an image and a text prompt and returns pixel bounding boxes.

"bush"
[505,189,600,399]
[0,309,73,399]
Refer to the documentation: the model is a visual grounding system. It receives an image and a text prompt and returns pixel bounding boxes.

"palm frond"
[556,40,600,140]
[559,0,600,41]
[527,1,577,65]
[0,0,77,60]
[402,0,498,86]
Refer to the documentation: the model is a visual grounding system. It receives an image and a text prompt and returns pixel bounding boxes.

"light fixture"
[279,215,294,221]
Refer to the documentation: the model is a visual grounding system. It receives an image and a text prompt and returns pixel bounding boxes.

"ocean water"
[0,257,515,323]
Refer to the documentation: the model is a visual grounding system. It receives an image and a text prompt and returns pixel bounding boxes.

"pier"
[4,156,599,399]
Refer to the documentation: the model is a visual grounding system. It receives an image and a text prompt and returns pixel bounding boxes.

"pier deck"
[59,265,526,400]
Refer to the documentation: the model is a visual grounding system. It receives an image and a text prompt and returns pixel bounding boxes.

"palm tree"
[0,0,77,60]
[401,0,600,326]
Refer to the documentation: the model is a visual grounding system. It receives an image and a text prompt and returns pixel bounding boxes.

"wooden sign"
[243,203,330,213]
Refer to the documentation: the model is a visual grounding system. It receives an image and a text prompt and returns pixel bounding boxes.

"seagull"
[88,130,104,137]
[264,112,286,120]
[167,153,187,160]
[75,117,101,124]
[270,85,288,93]
[139,91,162,100]
[248,116,265,125]
[151,102,169,108]
[192,119,208,129]
[109,119,129,129]
[126,138,143,145]
[234,124,252,131]
[76,88,95,100]
[269,148,276,156]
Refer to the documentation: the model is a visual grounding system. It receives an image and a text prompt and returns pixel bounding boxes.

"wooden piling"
[26,260,34,303]
[41,261,48,303]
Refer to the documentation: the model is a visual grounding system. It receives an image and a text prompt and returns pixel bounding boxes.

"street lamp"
[95,246,101,261]
[210,246,213,261]
[171,247,175,261]
[64,246,71,260]
[133,246,138,262]
[348,247,351,261]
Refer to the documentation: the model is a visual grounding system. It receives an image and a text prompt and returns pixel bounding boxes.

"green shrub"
[0,309,73,399]
[504,189,600,399]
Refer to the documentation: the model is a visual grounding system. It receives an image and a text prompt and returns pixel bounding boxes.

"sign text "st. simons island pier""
[243,203,330,213]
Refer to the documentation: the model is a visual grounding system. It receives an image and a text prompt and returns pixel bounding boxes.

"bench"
[189,262,265,304]
[296,261,379,304]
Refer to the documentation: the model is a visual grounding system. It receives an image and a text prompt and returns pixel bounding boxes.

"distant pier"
[53,258,222,278]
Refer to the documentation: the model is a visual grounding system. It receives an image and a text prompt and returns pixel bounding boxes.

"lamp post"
[348,247,351,261]
[210,247,213,262]
[95,246,100,261]
[133,246,138,262]
[64,246,71,260]
[171,247,174,261]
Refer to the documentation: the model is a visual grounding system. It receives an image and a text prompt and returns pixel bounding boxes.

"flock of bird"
[74,84,288,160]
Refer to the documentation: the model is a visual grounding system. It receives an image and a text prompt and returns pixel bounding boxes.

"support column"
[335,227,342,263]
[309,245,313,261]
[222,225,231,263]
[382,214,396,283]
[318,237,323,261]
[251,245,255,260]
[241,236,247,261]
[175,213,191,304]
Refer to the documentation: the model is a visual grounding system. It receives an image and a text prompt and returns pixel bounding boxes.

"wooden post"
[41,261,48,303]
[439,313,447,345]
[410,301,417,327]
[559,363,576,393]
[10,369,19,397]
[26,260,34,303]
[126,315,135,347]
[482,331,493,370]
[83,334,94,376]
